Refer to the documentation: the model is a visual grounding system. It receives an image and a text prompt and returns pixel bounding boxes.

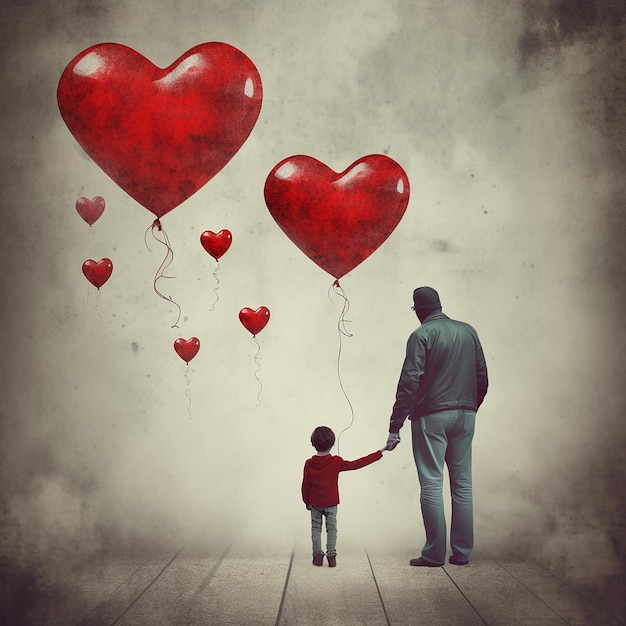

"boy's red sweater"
[301,450,383,507]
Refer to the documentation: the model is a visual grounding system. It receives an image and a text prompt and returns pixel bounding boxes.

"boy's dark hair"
[311,426,335,452]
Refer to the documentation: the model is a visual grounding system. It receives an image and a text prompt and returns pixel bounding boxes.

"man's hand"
[385,432,401,451]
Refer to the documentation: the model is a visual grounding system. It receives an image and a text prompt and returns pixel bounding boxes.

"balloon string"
[95,289,103,322]
[329,280,355,455]
[144,219,182,328]
[184,364,192,419]
[328,280,353,338]
[251,336,263,407]
[209,263,221,312]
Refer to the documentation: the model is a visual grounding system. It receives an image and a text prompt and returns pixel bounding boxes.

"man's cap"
[413,286,441,309]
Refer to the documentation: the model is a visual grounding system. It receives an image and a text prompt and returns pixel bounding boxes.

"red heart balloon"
[200,229,232,261]
[174,337,200,364]
[58,43,263,219]
[76,196,105,226]
[264,154,410,280]
[82,258,113,289]
[239,307,270,337]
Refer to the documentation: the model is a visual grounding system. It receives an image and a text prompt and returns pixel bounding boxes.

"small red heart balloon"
[264,154,410,280]
[200,229,232,261]
[174,337,200,364]
[239,307,270,337]
[58,43,263,219]
[76,196,105,225]
[82,258,113,289]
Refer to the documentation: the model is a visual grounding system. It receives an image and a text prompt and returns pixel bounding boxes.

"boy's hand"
[385,433,401,451]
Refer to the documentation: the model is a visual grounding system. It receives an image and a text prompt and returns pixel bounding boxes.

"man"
[385,286,488,567]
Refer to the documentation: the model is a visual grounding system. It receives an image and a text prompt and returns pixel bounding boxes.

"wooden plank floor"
[3,547,624,625]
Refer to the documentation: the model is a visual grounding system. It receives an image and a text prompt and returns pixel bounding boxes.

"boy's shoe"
[448,557,469,565]
[327,554,336,567]
[312,552,324,566]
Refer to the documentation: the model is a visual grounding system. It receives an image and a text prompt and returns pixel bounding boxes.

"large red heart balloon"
[239,307,270,337]
[58,43,263,219]
[264,154,410,280]
[76,196,105,226]
[174,337,200,364]
[82,258,113,289]
[200,229,232,261]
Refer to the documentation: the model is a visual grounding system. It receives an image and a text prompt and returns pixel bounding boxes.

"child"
[301,426,386,567]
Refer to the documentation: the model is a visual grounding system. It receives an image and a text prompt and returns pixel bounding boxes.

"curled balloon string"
[144,218,182,328]
[329,280,353,338]
[184,365,192,419]
[209,263,221,312]
[329,280,355,455]
[251,336,263,407]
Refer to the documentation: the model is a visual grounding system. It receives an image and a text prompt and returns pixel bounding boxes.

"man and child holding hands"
[301,287,488,568]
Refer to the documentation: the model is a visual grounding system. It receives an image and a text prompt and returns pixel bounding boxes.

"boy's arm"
[301,464,311,505]
[340,450,383,472]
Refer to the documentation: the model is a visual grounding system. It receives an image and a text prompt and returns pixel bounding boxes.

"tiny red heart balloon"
[200,229,232,261]
[239,307,270,337]
[76,196,105,226]
[58,43,263,219]
[82,258,113,289]
[264,154,410,280]
[174,337,200,364]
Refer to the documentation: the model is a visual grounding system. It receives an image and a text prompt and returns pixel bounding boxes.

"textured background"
[1,0,624,599]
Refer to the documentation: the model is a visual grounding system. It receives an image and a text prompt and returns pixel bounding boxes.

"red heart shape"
[239,307,270,337]
[76,196,105,226]
[174,337,200,364]
[58,43,263,219]
[200,229,232,261]
[82,258,113,289]
[264,154,410,280]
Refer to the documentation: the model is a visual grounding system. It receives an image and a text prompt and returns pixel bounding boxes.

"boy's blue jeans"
[310,505,337,556]
[411,409,476,565]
